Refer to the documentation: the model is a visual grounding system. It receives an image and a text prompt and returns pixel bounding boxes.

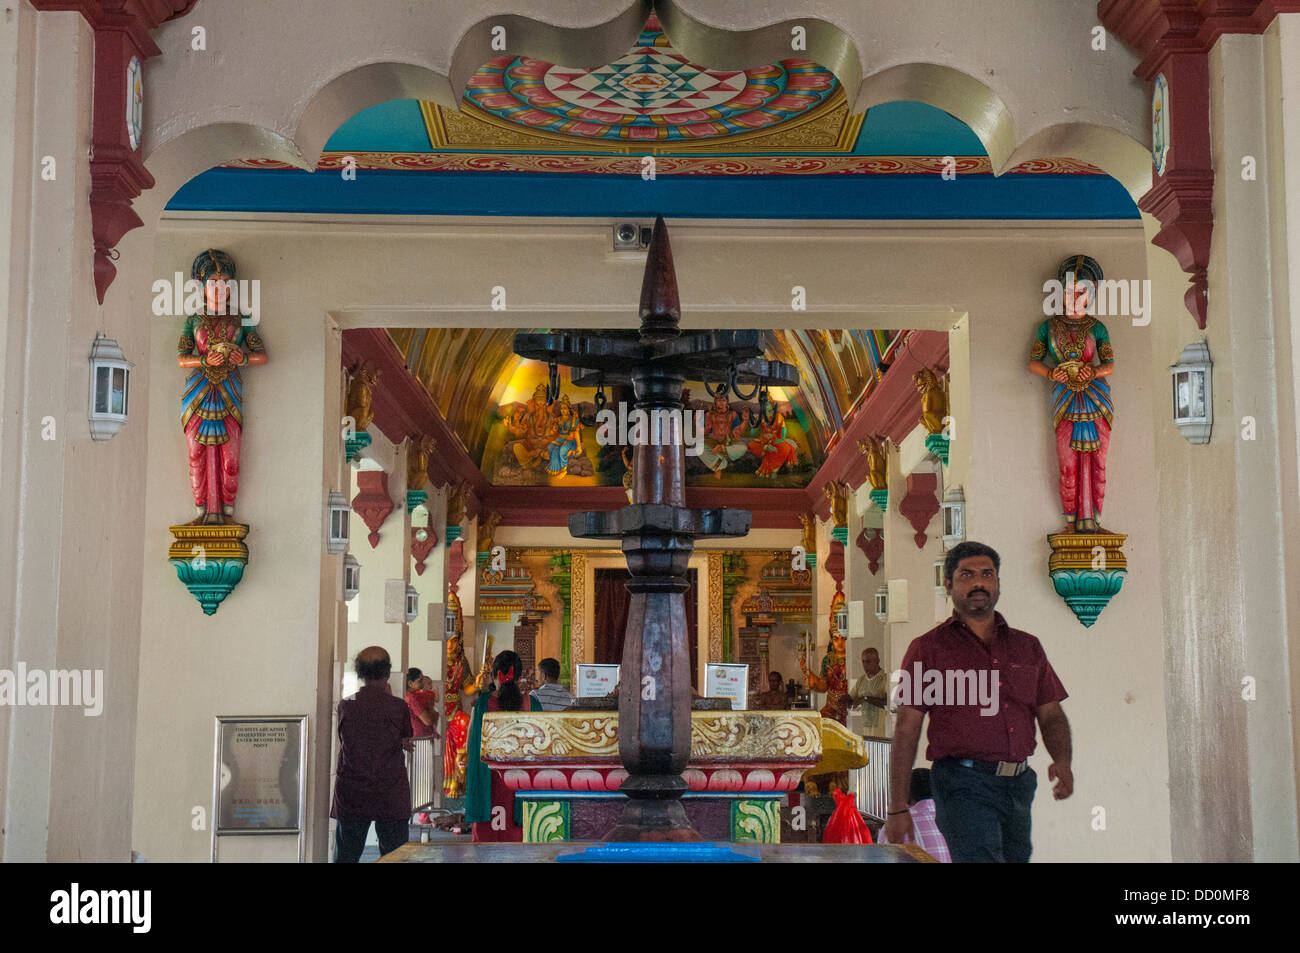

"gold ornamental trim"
[803,715,869,775]
[1046,531,1128,573]
[422,88,859,156]
[707,551,724,664]
[481,710,826,763]
[168,522,250,561]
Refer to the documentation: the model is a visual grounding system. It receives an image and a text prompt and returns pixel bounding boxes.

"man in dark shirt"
[882,541,1073,862]
[331,646,413,862]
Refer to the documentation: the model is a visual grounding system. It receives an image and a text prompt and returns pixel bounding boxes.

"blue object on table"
[556,842,759,863]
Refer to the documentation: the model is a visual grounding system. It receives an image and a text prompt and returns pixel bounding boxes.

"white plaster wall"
[135,215,1170,862]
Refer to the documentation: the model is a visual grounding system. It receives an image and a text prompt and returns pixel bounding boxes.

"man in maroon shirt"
[882,542,1073,862]
[331,646,413,862]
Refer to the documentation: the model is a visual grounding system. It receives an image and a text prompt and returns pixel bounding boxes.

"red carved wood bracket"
[31,1,197,302]
[825,540,846,592]
[352,470,395,549]
[1099,0,1300,329]
[411,525,438,576]
[899,473,939,549]
[856,528,884,575]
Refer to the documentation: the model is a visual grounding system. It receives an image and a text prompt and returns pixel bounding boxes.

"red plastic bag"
[823,789,873,844]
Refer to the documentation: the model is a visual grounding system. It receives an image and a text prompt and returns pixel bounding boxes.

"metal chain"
[545,357,560,406]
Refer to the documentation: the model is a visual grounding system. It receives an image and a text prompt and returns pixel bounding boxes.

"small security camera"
[613,222,650,252]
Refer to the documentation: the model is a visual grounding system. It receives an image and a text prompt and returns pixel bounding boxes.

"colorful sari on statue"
[179,313,265,519]
[465,690,542,842]
[1030,316,1114,530]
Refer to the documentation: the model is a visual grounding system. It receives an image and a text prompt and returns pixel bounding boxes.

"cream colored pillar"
[347,436,408,689]
[1178,27,1300,862]
[1,8,154,862]
[408,484,447,682]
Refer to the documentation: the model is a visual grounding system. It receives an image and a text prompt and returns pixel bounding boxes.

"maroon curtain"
[594,569,631,665]
[594,568,698,682]
[685,569,698,687]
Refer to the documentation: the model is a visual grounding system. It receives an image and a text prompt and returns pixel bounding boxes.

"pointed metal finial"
[639,215,680,342]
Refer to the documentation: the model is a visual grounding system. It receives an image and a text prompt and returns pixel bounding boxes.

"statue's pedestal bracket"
[1047,531,1127,628]
[168,522,250,616]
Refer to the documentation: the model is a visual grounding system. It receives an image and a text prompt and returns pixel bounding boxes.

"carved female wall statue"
[1028,254,1115,534]
[178,250,267,525]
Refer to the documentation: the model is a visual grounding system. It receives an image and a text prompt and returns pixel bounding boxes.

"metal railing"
[407,736,438,814]
[854,735,892,823]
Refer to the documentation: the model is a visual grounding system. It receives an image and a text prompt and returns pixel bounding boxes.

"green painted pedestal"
[168,522,250,616]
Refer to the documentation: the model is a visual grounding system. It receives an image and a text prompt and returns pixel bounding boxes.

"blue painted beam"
[167,168,1139,220]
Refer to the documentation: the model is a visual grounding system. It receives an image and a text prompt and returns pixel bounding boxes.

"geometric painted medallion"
[466,15,838,143]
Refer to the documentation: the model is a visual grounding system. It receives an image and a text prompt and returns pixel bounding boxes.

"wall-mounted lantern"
[405,584,419,623]
[342,553,361,601]
[1171,341,1212,444]
[89,334,132,440]
[326,491,350,554]
[933,559,946,597]
[874,585,889,623]
[941,485,965,551]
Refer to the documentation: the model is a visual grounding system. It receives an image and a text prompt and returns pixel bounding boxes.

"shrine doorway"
[593,568,698,684]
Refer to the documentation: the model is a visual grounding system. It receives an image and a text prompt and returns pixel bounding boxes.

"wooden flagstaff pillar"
[513,217,799,840]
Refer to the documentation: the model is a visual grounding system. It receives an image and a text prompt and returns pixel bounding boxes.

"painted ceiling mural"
[436,14,854,152]
[184,15,1138,218]
[387,328,900,488]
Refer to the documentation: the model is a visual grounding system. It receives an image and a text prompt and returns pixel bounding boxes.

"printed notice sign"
[215,716,306,834]
[576,664,619,698]
[706,663,749,710]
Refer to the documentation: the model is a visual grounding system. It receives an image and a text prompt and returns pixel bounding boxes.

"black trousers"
[333,818,409,863]
[931,758,1038,863]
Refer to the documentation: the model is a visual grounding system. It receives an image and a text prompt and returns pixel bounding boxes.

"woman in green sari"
[465,650,542,842]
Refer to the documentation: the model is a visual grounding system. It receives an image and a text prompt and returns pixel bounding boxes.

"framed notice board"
[211,715,308,862]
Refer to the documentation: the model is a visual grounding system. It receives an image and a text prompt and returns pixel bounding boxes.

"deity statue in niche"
[860,434,888,491]
[798,511,817,556]
[913,367,949,434]
[178,250,267,525]
[508,382,559,470]
[545,393,584,477]
[1028,255,1115,533]
[441,593,482,799]
[345,361,379,432]
[746,394,799,478]
[699,393,748,478]
[823,480,849,527]
[407,434,433,492]
[800,590,850,794]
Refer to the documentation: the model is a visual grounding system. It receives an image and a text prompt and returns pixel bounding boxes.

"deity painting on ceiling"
[482,364,816,487]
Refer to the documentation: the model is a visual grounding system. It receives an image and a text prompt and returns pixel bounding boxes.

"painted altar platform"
[479,709,868,843]
[378,842,936,863]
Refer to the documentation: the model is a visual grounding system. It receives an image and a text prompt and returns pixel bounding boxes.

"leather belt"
[951,757,1028,777]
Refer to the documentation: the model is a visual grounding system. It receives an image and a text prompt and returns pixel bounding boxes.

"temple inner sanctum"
[2,0,1299,870]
